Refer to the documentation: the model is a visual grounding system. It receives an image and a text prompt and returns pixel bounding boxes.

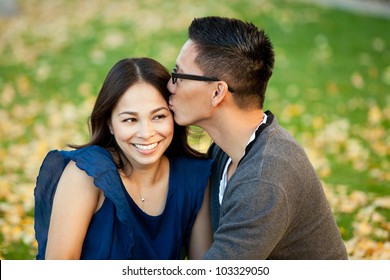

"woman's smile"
[133,142,159,151]
[132,141,161,155]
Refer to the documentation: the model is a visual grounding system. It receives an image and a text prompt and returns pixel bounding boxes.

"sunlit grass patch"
[0,0,389,259]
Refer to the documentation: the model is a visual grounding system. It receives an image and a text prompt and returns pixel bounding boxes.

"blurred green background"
[0,0,389,259]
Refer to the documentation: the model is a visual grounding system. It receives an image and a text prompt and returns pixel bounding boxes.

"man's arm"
[203,179,289,260]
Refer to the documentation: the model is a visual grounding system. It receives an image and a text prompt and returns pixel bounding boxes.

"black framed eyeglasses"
[171,71,235,93]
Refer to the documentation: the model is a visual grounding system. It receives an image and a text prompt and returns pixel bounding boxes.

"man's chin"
[173,114,188,126]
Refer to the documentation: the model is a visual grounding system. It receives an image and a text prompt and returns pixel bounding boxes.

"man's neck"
[205,108,264,165]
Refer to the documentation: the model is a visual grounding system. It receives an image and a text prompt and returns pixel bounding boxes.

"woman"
[34,58,213,259]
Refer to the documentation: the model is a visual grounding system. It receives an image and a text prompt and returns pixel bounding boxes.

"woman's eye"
[123,118,137,123]
[153,114,166,120]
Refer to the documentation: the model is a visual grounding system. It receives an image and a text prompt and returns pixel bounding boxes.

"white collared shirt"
[219,113,268,204]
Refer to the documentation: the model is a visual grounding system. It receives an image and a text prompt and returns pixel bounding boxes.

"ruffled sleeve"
[34,150,70,260]
[67,146,132,225]
[34,145,133,259]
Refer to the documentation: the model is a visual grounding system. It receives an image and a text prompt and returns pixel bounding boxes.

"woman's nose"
[137,121,155,139]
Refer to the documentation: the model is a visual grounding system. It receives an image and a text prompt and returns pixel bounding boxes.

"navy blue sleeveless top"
[34,145,212,259]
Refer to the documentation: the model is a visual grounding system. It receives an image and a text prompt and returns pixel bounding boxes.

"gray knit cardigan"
[204,111,348,260]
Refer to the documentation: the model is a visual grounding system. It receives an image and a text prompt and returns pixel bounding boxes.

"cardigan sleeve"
[203,177,289,260]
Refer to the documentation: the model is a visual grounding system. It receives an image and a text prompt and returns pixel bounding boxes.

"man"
[167,16,347,259]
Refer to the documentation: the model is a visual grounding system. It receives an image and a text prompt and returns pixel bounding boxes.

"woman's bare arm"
[45,160,100,259]
[188,182,213,260]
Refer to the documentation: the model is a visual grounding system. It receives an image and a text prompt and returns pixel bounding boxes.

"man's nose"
[167,77,175,94]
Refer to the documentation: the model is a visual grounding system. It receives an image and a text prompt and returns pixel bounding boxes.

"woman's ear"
[107,119,113,134]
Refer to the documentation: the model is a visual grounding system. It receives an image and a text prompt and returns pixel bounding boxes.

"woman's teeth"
[134,142,158,150]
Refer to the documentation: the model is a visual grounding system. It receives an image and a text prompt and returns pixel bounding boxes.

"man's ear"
[211,81,229,107]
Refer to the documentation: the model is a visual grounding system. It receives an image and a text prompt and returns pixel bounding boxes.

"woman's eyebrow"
[151,107,170,114]
[117,107,169,117]
[117,111,137,116]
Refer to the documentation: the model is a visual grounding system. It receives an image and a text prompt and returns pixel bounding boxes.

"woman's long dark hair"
[71,57,206,170]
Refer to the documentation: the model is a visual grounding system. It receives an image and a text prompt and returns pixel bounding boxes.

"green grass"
[1,0,389,259]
